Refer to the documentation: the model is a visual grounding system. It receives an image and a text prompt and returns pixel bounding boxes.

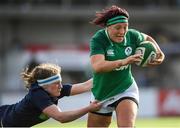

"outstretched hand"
[89,100,102,112]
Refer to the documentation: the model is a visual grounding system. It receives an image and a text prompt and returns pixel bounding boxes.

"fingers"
[150,59,162,65]
[91,100,102,106]
[156,51,165,61]
[131,54,143,63]
[92,100,100,104]
[149,52,165,65]
[147,50,165,66]
[147,58,163,66]
[133,53,143,57]
[89,100,102,112]
[133,53,143,59]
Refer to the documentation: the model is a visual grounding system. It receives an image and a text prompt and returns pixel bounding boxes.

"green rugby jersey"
[90,28,144,101]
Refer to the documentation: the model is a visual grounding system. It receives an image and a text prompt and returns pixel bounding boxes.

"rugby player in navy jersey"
[0,63,101,127]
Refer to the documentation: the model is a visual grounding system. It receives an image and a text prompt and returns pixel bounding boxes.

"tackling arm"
[42,101,101,123]
[70,78,93,95]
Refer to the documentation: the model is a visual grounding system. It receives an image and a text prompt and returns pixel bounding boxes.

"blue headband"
[106,15,128,26]
[37,74,62,86]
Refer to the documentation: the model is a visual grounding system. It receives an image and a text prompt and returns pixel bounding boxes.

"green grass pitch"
[34,117,180,128]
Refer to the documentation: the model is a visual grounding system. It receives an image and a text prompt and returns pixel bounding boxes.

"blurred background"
[0,0,180,118]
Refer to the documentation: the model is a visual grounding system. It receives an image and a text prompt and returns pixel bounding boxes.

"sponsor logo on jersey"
[114,65,129,71]
[125,47,132,56]
[107,49,115,56]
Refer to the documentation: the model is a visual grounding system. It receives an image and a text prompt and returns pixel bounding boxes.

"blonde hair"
[21,63,61,89]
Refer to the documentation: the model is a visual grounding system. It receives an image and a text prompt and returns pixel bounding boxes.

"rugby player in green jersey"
[87,5,165,127]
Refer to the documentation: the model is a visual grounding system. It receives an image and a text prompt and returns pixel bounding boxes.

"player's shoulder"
[62,84,72,92]
[29,83,48,97]
[126,28,144,41]
[127,28,141,34]
[58,84,72,98]
[91,29,109,47]
[92,29,106,40]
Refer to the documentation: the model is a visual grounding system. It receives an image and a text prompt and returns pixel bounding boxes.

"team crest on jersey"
[125,47,132,56]
[107,49,115,56]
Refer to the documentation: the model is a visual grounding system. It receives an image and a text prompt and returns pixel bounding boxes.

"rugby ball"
[135,41,157,67]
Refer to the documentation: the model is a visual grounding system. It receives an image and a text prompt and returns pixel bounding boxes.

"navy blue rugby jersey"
[1,83,72,127]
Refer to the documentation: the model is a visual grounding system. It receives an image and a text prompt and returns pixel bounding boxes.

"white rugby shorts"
[91,81,139,114]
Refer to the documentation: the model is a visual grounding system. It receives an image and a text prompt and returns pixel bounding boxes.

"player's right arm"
[90,54,142,73]
[42,101,101,123]
[90,33,142,73]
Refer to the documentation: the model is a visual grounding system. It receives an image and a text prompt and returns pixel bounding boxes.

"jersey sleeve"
[90,33,105,56]
[31,89,54,111]
[58,84,72,99]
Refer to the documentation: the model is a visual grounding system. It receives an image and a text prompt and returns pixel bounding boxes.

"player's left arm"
[70,78,93,95]
[142,33,165,65]
[42,101,101,123]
